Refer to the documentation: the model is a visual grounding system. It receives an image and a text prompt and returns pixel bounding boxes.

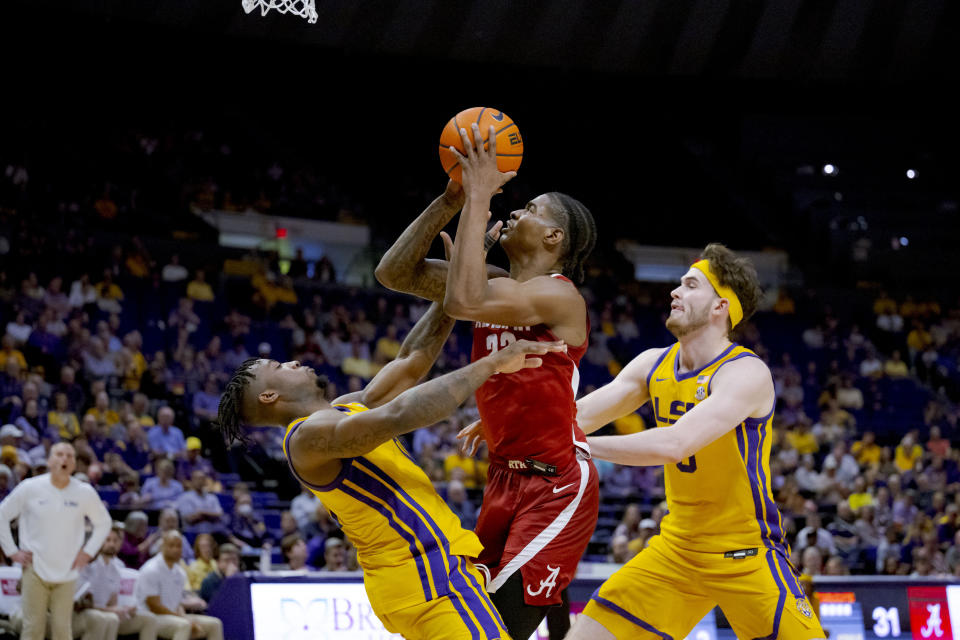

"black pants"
[490,572,571,640]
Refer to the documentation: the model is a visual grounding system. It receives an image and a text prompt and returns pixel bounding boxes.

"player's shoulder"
[527,273,582,295]
[713,350,772,384]
[630,345,672,369]
[616,346,671,385]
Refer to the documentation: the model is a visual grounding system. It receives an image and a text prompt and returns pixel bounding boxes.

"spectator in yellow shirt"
[848,476,875,512]
[444,451,486,490]
[120,331,148,392]
[872,291,897,316]
[47,392,81,441]
[898,296,919,319]
[85,390,121,426]
[906,321,932,358]
[0,335,27,371]
[95,271,124,300]
[894,434,923,473]
[186,269,215,303]
[851,431,882,467]
[786,419,819,455]
[773,289,796,315]
[884,350,909,378]
[373,325,402,364]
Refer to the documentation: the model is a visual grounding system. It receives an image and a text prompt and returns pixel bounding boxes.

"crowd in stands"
[1,125,960,635]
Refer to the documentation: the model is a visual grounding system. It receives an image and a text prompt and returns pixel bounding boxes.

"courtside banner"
[250,582,401,639]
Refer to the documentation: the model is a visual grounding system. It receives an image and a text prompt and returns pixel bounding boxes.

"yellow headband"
[691,259,744,328]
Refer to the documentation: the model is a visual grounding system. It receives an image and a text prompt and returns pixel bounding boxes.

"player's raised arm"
[586,355,773,466]
[334,302,455,409]
[444,123,586,335]
[576,347,665,434]
[289,339,566,464]
[375,180,509,303]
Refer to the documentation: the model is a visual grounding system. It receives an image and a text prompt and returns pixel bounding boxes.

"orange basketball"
[438,107,523,184]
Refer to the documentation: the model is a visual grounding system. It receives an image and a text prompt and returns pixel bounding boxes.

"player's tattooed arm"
[291,340,564,462]
[375,180,509,302]
[334,302,456,409]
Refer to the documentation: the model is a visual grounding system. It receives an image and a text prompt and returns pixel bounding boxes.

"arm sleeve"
[136,565,161,602]
[82,491,113,557]
[0,483,27,556]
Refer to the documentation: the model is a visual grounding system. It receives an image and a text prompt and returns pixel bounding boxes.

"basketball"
[438,107,524,184]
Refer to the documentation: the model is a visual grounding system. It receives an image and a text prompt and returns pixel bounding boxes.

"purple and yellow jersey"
[648,344,786,555]
[283,402,485,615]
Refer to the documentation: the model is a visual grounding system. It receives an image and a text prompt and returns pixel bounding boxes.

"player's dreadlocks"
[216,358,259,445]
[545,192,597,285]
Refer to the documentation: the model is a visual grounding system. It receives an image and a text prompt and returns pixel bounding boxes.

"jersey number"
[485,331,517,354]
[676,455,697,473]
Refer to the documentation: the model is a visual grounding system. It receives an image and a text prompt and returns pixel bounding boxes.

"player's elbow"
[374,260,400,289]
[661,432,689,465]
[442,294,474,320]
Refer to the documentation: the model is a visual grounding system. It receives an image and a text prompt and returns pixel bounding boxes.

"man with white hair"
[136,531,223,640]
[0,442,112,640]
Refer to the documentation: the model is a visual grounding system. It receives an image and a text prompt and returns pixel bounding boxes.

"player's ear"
[544,226,564,249]
[258,389,280,406]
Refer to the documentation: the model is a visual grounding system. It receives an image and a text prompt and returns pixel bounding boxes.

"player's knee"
[565,613,616,640]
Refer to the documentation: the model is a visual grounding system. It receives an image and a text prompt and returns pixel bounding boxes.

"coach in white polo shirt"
[0,442,112,640]
[80,525,159,640]
[136,530,223,640]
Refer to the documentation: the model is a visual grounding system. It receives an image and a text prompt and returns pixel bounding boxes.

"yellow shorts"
[378,559,511,640]
[582,535,825,640]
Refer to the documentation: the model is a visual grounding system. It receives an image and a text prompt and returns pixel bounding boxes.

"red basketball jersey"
[470,274,590,469]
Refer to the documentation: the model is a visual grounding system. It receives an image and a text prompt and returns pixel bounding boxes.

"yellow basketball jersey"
[647,344,786,555]
[283,402,484,614]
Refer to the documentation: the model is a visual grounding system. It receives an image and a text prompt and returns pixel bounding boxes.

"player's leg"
[574,535,714,640]
[380,591,511,639]
[709,545,825,640]
[565,613,616,640]
[378,557,510,640]
[490,572,548,640]
[545,588,571,639]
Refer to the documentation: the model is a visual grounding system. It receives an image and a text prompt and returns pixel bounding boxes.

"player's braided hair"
[545,192,596,285]
[700,243,763,327]
[216,358,258,445]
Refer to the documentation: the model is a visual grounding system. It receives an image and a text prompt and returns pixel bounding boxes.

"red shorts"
[473,453,599,606]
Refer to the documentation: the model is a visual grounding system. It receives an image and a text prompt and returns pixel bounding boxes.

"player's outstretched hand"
[440,212,503,259]
[450,123,516,198]
[489,339,565,375]
[457,419,486,457]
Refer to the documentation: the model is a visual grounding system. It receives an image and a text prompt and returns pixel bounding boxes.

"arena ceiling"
[5,0,958,289]
[18,0,956,83]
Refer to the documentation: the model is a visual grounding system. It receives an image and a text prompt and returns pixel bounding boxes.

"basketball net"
[242,0,318,23]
